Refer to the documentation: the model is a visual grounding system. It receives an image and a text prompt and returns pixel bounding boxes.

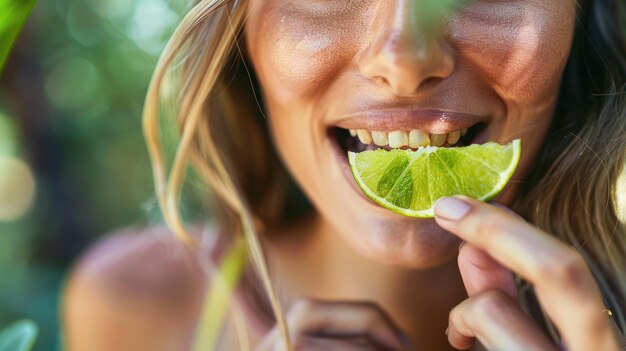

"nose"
[360,0,455,96]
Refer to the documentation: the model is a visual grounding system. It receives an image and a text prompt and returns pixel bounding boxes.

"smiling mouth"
[330,122,488,153]
[328,120,489,204]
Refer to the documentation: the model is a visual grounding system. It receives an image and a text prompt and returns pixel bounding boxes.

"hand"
[255,299,412,351]
[434,196,621,351]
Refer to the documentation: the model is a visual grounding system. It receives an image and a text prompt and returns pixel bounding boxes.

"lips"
[334,109,489,134]
[330,109,490,153]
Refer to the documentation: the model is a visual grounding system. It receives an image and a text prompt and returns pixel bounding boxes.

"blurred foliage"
[0,320,38,351]
[0,0,193,349]
[0,0,37,74]
[415,0,467,38]
[193,238,247,351]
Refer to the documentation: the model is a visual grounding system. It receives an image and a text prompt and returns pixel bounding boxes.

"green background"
[0,0,187,349]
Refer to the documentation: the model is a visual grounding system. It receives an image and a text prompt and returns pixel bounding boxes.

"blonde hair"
[143,0,293,348]
[143,0,626,348]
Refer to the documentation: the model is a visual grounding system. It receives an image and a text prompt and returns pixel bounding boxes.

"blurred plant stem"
[192,238,248,351]
[0,0,37,75]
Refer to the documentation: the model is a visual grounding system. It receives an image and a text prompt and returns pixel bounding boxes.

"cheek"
[450,3,576,103]
[245,2,366,104]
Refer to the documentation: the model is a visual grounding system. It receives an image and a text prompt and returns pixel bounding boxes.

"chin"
[337,213,462,269]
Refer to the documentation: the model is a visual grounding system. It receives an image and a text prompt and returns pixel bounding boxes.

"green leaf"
[0,0,38,75]
[0,320,38,351]
[192,239,248,351]
[415,0,468,40]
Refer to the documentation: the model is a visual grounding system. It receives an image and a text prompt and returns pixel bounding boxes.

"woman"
[63,0,626,350]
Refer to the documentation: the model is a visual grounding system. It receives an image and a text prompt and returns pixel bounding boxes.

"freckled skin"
[245,0,577,268]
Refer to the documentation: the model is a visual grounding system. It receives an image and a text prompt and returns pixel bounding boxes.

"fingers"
[448,289,558,351]
[256,299,410,351]
[287,300,409,349]
[435,196,620,351]
[292,335,380,350]
[458,241,518,299]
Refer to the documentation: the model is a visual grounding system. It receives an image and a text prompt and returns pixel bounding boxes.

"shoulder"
[69,225,216,296]
[62,224,227,351]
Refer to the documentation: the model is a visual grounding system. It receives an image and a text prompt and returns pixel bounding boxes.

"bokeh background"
[1,1,626,351]
[0,0,190,349]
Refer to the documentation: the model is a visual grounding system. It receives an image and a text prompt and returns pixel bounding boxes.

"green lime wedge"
[348,139,521,218]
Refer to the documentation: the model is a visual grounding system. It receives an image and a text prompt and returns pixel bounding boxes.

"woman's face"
[245,0,577,268]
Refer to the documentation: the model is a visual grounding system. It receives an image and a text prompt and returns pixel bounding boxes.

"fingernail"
[458,240,466,252]
[445,327,449,335]
[435,197,472,221]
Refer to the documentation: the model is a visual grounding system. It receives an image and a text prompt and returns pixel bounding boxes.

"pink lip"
[334,109,488,134]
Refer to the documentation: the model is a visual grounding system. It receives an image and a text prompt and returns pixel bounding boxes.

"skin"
[245,0,621,350]
[63,1,623,350]
[245,0,575,268]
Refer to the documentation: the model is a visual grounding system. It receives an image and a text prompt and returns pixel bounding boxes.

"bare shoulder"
[62,224,225,351]
[67,225,220,297]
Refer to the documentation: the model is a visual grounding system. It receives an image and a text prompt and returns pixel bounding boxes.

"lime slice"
[348,139,521,218]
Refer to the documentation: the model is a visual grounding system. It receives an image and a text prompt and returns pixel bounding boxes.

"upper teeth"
[349,128,468,148]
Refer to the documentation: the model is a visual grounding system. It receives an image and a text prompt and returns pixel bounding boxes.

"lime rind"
[348,139,521,218]
[468,139,521,203]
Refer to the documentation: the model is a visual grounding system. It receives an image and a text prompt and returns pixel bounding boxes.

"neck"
[265,213,468,351]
